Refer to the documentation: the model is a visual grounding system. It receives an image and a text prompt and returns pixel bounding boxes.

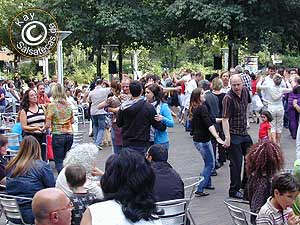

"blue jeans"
[52,133,73,173]
[0,105,5,113]
[111,127,122,154]
[158,142,169,151]
[91,114,106,146]
[194,141,215,192]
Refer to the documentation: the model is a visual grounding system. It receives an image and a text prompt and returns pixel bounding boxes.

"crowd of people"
[0,65,300,225]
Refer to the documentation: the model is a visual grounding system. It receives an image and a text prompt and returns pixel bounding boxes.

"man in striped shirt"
[256,173,300,225]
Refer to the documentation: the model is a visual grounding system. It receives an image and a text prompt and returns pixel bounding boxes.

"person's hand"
[154,115,163,122]
[287,212,300,225]
[91,167,104,177]
[216,137,225,145]
[293,99,298,107]
[37,127,44,132]
[223,137,230,148]
[120,94,128,101]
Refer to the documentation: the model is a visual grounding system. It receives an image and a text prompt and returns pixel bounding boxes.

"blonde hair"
[211,77,223,91]
[51,83,67,104]
[6,136,41,177]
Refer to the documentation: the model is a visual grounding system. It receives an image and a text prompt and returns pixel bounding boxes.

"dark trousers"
[228,134,253,196]
[52,133,73,174]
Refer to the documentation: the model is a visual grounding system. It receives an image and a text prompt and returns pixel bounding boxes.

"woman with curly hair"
[20,89,47,160]
[55,143,103,199]
[245,141,284,224]
[80,150,162,225]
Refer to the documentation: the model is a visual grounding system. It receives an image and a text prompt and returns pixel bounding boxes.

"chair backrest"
[1,113,17,127]
[3,132,20,151]
[156,198,188,225]
[72,131,85,147]
[0,193,32,225]
[77,106,85,125]
[224,198,258,225]
[281,169,294,174]
[183,176,204,202]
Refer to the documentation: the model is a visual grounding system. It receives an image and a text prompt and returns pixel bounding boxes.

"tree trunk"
[96,43,102,78]
[118,45,122,81]
[228,43,239,69]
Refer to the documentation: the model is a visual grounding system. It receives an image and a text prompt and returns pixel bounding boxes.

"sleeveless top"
[26,105,45,133]
[88,200,162,225]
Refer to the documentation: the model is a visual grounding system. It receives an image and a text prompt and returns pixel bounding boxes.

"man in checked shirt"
[222,74,253,199]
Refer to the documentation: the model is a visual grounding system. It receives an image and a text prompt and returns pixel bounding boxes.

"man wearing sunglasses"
[32,188,73,225]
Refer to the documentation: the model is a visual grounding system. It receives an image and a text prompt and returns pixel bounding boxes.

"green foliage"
[64,45,97,84]
[19,62,36,78]
[0,0,39,48]
[281,55,300,68]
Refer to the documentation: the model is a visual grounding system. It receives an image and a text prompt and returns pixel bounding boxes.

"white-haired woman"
[55,143,104,199]
[46,83,74,173]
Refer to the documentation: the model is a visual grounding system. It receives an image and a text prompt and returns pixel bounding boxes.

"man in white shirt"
[88,79,111,149]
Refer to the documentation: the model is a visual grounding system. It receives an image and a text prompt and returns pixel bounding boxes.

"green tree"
[0,0,38,48]
[165,0,300,67]
[42,0,167,76]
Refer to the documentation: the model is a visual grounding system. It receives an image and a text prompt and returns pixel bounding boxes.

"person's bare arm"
[0,177,6,185]
[293,99,300,113]
[97,100,108,110]
[208,125,225,145]
[108,107,119,113]
[80,208,92,225]
[222,118,230,148]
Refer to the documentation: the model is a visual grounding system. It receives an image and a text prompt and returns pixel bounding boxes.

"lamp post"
[57,31,72,84]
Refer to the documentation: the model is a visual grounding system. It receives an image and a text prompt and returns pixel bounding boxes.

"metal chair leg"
[188,209,196,225]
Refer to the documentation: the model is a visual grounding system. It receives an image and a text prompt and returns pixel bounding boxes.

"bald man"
[222,74,253,199]
[32,188,73,225]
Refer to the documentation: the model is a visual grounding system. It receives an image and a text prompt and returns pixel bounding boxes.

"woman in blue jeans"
[189,88,224,197]
[46,84,74,173]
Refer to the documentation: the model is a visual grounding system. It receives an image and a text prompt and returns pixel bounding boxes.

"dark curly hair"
[246,141,284,177]
[100,150,158,222]
[20,89,36,112]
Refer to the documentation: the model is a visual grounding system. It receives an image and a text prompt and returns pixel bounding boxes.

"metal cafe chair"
[0,193,33,225]
[183,176,204,225]
[224,197,258,225]
[156,198,189,225]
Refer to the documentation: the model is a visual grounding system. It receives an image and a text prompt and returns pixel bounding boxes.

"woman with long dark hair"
[189,88,224,197]
[20,89,47,160]
[80,150,162,225]
[145,84,174,151]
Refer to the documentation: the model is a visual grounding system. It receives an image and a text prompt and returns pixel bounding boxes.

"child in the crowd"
[65,164,97,225]
[293,159,300,216]
[258,111,273,142]
[256,173,300,225]
[10,111,22,151]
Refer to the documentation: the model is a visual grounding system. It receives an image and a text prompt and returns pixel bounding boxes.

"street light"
[57,31,72,84]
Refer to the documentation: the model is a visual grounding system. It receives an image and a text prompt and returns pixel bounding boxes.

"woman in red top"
[258,111,273,142]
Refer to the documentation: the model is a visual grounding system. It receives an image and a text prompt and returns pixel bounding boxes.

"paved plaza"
[91,121,296,225]
[0,120,296,224]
